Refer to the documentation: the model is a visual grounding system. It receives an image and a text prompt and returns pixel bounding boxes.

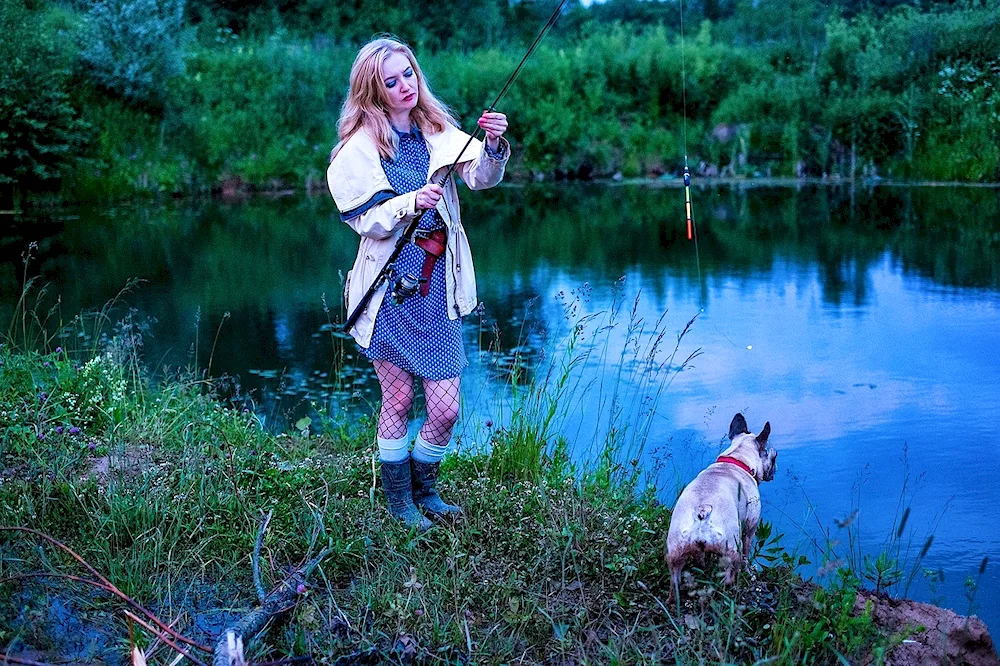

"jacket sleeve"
[341,190,420,240]
[456,137,511,191]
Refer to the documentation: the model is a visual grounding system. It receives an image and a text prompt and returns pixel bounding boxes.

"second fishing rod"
[342,0,570,334]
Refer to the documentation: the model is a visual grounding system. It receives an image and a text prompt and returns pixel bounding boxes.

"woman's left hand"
[477,111,507,150]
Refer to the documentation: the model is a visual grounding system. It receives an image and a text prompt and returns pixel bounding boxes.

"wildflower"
[55,347,62,353]
[55,426,64,434]
[415,609,424,616]
[70,426,80,435]
[43,362,50,367]
[88,441,97,451]
[486,419,494,428]
[38,432,46,441]
[296,583,307,595]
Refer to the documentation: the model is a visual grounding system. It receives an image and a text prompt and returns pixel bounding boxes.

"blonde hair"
[331,37,457,162]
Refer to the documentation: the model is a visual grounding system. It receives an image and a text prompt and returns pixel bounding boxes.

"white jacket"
[327,124,510,347]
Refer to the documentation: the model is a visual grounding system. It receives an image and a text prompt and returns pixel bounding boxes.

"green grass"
[0,282,898,665]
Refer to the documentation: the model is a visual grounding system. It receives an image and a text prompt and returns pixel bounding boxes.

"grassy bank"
[0,325,901,664]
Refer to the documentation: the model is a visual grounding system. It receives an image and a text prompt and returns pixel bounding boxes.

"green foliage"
[0,308,892,663]
[14,0,1000,203]
[79,0,190,106]
[0,0,86,203]
[0,348,130,452]
[769,569,883,664]
[166,35,346,188]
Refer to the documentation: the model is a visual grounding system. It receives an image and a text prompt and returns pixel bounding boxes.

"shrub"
[79,0,190,106]
[167,36,347,189]
[0,0,86,203]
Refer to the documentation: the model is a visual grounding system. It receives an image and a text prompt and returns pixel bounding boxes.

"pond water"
[3,182,999,632]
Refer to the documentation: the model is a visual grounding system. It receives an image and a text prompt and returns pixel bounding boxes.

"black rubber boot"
[381,458,432,531]
[411,459,462,517]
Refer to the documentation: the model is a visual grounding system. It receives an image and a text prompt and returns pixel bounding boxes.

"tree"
[79,0,190,106]
[0,0,86,205]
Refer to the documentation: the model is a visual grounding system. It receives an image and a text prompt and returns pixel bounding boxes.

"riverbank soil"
[857,592,999,666]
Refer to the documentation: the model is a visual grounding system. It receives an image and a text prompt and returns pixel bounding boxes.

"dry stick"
[0,654,58,666]
[0,573,186,663]
[253,657,314,666]
[123,611,209,666]
[0,526,212,654]
[0,571,115,593]
[253,510,274,605]
[143,613,190,664]
[212,547,332,666]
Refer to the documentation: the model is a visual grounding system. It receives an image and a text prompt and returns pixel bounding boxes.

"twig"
[143,613,189,664]
[123,611,209,666]
[254,510,274,605]
[0,526,212,653]
[0,571,115,593]
[0,654,58,666]
[253,657,313,666]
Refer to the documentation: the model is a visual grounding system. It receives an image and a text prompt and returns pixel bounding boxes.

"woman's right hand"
[414,184,443,210]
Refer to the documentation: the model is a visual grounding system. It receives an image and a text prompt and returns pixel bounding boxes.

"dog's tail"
[696,504,713,520]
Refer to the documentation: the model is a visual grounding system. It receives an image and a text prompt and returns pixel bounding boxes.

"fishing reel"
[388,265,426,305]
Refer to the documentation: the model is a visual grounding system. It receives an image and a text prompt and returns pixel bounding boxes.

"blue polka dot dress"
[361,126,467,381]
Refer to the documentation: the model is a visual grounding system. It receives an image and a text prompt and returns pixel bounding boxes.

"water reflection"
[2,183,1000,628]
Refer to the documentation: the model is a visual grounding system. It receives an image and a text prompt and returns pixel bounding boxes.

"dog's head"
[726,413,777,483]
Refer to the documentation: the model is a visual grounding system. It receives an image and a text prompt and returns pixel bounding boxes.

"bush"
[0,0,86,203]
[166,36,347,189]
[79,0,190,106]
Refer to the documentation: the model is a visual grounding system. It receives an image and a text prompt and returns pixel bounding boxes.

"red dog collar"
[716,456,757,484]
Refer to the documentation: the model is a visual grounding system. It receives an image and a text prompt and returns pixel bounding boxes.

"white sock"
[412,433,448,464]
[377,435,409,463]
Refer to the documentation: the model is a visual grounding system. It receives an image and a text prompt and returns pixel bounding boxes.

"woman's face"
[380,51,418,119]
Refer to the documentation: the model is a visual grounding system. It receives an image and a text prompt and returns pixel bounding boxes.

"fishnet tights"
[419,375,461,446]
[372,360,461,446]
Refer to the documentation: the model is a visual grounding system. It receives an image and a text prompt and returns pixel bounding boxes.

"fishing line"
[677,0,702,288]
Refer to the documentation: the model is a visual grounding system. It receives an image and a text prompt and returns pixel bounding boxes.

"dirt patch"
[857,592,999,666]
[85,444,154,485]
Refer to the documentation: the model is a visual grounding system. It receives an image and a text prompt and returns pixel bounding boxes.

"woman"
[327,37,510,530]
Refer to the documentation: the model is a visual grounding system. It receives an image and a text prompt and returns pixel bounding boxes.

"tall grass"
[2,273,897,664]
[468,279,701,490]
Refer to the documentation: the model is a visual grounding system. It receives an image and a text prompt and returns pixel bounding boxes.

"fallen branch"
[1,525,329,666]
[0,526,213,654]
[0,571,115,594]
[212,545,332,666]
[0,654,58,666]
[254,657,314,666]
[124,610,209,666]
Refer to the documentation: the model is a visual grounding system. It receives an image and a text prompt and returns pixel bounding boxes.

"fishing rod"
[343,0,571,334]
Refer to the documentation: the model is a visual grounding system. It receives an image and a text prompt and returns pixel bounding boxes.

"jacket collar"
[392,124,422,140]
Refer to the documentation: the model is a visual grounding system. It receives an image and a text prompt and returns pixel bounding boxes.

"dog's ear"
[756,422,771,451]
[763,449,777,482]
[728,413,749,440]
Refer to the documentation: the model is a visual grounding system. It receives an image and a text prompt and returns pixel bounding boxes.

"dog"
[666,413,777,593]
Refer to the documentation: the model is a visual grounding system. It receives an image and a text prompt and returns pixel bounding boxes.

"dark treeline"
[2,0,999,205]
